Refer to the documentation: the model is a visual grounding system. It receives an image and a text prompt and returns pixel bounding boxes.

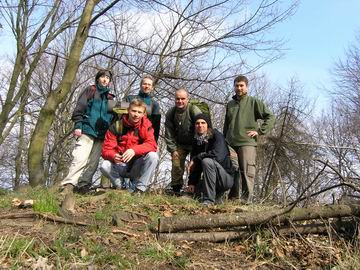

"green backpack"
[189,99,211,120]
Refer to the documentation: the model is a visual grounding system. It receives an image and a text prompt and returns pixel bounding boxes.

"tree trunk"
[13,94,27,190]
[153,204,360,233]
[27,0,98,187]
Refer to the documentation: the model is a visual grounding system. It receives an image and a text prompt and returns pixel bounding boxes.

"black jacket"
[188,129,234,186]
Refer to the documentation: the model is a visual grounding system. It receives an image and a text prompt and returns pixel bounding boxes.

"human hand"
[246,130,258,138]
[73,129,82,137]
[121,149,135,163]
[187,160,194,174]
[114,153,123,164]
[186,185,195,193]
[172,151,179,159]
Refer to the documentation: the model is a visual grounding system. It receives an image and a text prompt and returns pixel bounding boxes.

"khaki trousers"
[61,134,103,187]
[171,148,190,187]
[229,145,257,202]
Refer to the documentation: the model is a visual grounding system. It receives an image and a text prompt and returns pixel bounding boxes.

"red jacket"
[102,115,157,162]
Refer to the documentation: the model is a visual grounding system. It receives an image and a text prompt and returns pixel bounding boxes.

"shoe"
[165,185,182,196]
[129,188,144,195]
[201,200,214,207]
[75,185,92,195]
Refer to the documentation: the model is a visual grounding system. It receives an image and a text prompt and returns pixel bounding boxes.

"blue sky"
[261,1,360,112]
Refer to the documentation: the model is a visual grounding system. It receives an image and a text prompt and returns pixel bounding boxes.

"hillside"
[0,188,359,269]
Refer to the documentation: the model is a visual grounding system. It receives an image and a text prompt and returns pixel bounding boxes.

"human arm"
[102,129,120,162]
[223,104,229,136]
[71,86,92,131]
[255,99,275,135]
[164,109,177,153]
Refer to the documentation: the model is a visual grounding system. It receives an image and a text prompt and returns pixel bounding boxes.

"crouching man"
[186,114,234,206]
[100,99,159,193]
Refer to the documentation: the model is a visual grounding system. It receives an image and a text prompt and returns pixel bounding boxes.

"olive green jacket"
[223,95,275,147]
[165,104,201,153]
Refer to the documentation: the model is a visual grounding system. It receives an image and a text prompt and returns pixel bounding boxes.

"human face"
[195,119,208,135]
[128,105,146,124]
[175,90,189,110]
[141,78,154,94]
[98,75,110,87]
[234,81,248,97]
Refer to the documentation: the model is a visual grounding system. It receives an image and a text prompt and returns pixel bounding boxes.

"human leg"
[61,134,94,187]
[78,139,103,188]
[237,146,257,202]
[100,160,125,188]
[129,152,159,192]
[201,158,233,204]
[170,148,189,191]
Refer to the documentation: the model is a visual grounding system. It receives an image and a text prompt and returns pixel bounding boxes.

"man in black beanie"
[186,113,234,205]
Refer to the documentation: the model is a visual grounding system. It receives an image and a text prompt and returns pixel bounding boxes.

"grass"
[32,190,59,214]
[0,187,360,269]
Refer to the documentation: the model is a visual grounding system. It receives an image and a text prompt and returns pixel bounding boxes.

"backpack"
[170,99,211,125]
[189,99,211,119]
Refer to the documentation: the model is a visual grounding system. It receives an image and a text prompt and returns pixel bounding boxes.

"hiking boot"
[201,200,214,207]
[75,185,92,195]
[165,184,182,196]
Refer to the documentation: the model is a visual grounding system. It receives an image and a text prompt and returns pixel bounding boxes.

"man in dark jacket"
[100,99,158,193]
[61,69,115,193]
[187,114,234,205]
[125,75,161,142]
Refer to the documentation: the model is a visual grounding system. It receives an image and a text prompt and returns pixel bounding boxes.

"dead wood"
[0,211,90,226]
[153,204,360,233]
[158,223,346,242]
[112,229,140,237]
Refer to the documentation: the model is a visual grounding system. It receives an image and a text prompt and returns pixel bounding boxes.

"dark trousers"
[199,158,233,203]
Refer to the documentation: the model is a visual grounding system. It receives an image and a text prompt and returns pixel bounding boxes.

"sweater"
[223,94,275,147]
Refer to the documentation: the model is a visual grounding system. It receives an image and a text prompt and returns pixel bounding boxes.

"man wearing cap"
[100,99,158,193]
[61,69,115,193]
[186,114,234,206]
[125,75,161,142]
[165,88,202,194]
[223,75,275,203]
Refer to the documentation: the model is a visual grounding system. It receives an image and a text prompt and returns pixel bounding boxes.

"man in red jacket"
[100,99,158,193]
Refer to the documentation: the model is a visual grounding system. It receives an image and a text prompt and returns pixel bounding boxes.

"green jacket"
[223,94,275,147]
[72,84,114,139]
[165,104,202,153]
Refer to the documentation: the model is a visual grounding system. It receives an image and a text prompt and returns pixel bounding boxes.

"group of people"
[60,69,275,206]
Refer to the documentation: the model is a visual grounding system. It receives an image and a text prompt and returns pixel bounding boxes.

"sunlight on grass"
[33,190,59,214]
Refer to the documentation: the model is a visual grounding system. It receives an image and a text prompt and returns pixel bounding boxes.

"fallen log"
[158,222,348,242]
[153,204,360,233]
[0,211,90,226]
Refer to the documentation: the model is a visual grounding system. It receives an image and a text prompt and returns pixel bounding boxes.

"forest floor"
[0,187,359,269]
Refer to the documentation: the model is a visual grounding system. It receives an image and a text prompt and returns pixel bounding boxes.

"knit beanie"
[193,113,212,128]
[95,69,112,83]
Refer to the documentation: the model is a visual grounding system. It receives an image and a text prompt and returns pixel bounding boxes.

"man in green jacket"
[223,75,275,203]
[165,88,202,194]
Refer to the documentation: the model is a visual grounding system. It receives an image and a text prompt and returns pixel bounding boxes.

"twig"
[112,229,139,237]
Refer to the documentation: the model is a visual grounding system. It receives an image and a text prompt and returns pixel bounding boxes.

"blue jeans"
[100,152,159,192]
